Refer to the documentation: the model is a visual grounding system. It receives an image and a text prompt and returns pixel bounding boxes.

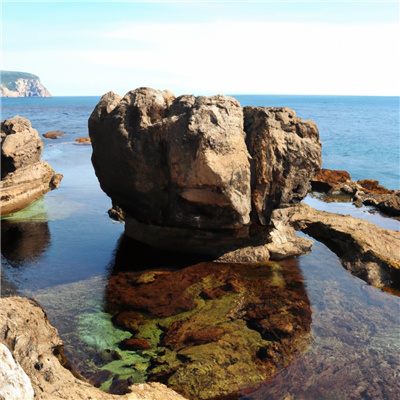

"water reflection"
[106,233,214,276]
[1,219,51,267]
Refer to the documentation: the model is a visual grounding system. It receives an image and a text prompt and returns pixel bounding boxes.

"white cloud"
[101,21,400,95]
[3,21,398,96]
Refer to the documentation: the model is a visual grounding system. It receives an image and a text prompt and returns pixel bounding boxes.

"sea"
[1,94,399,399]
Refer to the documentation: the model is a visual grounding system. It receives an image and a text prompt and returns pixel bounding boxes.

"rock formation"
[311,168,400,217]
[1,116,63,216]
[0,296,188,400]
[0,70,52,97]
[43,130,65,139]
[0,343,35,400]
[286,202,400,288]
[311,169,351,192]
[89,88,321,260]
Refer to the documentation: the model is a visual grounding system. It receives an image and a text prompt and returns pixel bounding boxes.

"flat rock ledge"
[286,202,400,289]
[1,116,63,216]
[0,296,188,400]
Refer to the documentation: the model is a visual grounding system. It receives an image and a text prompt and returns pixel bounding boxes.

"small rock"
[75,137,91,143]
[42,130,64,139]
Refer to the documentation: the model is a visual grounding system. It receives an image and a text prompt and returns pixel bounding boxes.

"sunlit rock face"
[89,88,321,259]
[104,255,313,399]
[1,117,63,215]
[244,106,321,225]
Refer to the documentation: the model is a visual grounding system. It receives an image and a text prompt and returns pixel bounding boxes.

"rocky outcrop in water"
[43,130,65,139]
[0,296,188,400]
[89,88,321,260]
[310,169,400,217]
[1,116,63,216]
[287,202,400,289]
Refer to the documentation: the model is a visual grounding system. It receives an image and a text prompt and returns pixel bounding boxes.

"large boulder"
[89,88,321,259]
[1,116,63,215]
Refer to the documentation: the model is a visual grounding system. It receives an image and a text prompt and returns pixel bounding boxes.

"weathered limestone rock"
[311,168,351,193]
[90,88,251,230]
[357,179,394,195]
[0,343,35,400]
[89,88,321,260]
[0,296,188,400]
[1,116,63,215]
[358,192,400,217]
[244,107,322,225]
[286,203,400,289]
[310,169,400,217]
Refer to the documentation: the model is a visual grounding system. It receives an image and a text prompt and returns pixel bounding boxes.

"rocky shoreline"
[1,90,399,400]
[311,168,400,218]
[1,116,63,216]
[0,296,188,400]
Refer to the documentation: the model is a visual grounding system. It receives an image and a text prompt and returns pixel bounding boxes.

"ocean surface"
[1,94,399,399]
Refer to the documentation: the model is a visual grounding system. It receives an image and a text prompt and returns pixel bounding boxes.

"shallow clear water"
[1,95,399,399]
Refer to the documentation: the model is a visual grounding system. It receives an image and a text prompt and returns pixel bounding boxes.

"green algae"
[169,320,272,399]
[1,194,84,222]
[133,319,163,348]
[77,311,131,351]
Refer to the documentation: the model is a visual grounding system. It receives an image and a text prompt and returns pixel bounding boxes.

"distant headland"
[0,70,52,97]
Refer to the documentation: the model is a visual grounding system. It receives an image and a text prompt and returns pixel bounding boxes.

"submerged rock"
[104,260,313,399]
[1,116,63,215]
[0,296,188,400]
[89,88,321,260]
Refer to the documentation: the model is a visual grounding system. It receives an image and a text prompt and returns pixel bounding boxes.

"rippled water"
[1,95,399,399]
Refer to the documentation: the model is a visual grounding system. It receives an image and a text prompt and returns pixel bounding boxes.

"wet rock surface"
[287,202,400,289]
[89,88,321,260]
[104,258,313,399]
[1,116,63,215]
[311,168,351,192]
[310,168,400,218]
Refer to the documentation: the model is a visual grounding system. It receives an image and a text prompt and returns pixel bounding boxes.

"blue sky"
[1,1,399,96]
